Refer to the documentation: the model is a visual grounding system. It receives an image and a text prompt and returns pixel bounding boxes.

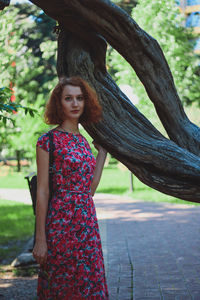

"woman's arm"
[32,147,49,265]
[90,142,107,196]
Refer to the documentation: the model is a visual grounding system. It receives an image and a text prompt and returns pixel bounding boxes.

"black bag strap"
[48,130,54,202]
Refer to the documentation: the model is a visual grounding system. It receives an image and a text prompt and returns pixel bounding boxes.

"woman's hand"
[32,240,48,265]
[92,141,107,154]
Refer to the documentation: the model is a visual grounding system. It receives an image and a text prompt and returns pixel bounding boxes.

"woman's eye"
[65,97,72,101]
[77,96,84,101]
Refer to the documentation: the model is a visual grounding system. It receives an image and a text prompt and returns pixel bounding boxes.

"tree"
[0,7,36,126]
[112,0,137,15]
[13,3,57,102]
[1,0,200,202]
[0,3,57,163]
[9,98,48,169]
[107,0,200,132]
[132,0,200,106]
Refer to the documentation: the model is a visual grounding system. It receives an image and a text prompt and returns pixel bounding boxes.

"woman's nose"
[72,98,78,106]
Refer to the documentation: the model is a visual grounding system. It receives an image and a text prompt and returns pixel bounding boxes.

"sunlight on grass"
[97,166,199,206]
[0,172,28,189]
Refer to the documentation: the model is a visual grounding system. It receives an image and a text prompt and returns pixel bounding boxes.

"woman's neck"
[59,120,79,134]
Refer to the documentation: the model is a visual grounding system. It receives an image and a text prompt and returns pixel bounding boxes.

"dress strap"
[48,131,54,203]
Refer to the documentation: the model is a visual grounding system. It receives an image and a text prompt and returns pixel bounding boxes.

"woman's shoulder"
[81,136,92,151]
[36,130,52,152]
[37,130,52,142]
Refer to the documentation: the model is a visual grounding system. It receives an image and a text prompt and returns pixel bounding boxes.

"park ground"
[0,165,200,299]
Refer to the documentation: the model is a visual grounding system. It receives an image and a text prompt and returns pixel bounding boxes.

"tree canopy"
[109,0,200,107]
[0,3,56,160]
[0,6,37,126]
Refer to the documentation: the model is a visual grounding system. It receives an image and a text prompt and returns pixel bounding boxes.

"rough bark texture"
[57,31,200,202]
[2,0,200,202]
[0,0,10,10]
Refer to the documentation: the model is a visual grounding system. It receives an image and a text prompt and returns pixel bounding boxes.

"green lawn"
[97,165,199,206]
[0,165,198,206]
[0,199,34,264]
[0,172,29,189]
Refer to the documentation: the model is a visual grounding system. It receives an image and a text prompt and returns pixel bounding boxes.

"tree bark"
[16,150,21,173]
[5,0,200,202]
[29,0,200,155]
[57,30,200,202]
[0,0,10,10]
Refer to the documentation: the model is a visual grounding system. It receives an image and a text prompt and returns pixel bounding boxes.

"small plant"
[0,87,37,125]
[12,266,38,277]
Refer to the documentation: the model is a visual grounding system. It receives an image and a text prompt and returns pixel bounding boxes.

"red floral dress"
[36,129,109,300]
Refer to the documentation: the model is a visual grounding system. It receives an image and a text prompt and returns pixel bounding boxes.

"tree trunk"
[29,0,200,154]
[16,150,21,173]
[0,0,10,10]
[57,30,200,203]
[2,0,200,202]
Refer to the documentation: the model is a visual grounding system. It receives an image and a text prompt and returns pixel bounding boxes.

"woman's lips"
[71,110,79,113]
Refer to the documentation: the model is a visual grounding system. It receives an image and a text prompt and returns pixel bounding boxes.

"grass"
[0,199,34,264]
[97,165,199,206]
[0,172,29,189]
[12,265,38,277]
[0,165,32,189]
[0,164,199,206]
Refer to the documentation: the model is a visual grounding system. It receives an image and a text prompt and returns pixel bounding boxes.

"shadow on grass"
[0,200,34,264]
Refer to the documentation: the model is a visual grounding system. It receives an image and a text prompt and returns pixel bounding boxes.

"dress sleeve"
[84,138,92,152]
[36,133,50,152]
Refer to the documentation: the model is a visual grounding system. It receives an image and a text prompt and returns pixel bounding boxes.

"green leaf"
[29,109,34,117]
[3,117,7,125]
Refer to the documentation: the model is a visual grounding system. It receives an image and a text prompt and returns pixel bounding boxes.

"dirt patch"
[0,267,38,300]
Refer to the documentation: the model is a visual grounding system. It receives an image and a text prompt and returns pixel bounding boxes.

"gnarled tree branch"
[29,0,200,155]
[0,0,10,10]
[27,0,200,202]
[57,30,200,202]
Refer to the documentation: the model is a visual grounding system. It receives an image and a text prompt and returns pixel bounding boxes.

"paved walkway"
[0,188,32,204]
[0,189,200,299]
[95,196,200,300]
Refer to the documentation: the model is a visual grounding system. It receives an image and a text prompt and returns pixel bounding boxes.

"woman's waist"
[53,186,91,195]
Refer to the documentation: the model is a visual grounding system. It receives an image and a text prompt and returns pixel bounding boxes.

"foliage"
[0,8,36,124]
[0,87,37,125]
[12,266,38,277]
[7,98,48,160]
[0,3,58,160]
[111,0,137,15]
[13,3,58,100]
[107,0,200,129]
[132,0,200,106]
[0,7,21,88]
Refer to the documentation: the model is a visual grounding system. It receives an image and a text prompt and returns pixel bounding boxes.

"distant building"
[178,0,200,53]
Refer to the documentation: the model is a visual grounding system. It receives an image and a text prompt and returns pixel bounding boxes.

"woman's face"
[61,85,85,121]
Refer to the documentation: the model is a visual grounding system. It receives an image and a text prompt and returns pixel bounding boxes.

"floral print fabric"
[36,129,109,299]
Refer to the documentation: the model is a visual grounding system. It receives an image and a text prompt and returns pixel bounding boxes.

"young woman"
[32,77,109,299]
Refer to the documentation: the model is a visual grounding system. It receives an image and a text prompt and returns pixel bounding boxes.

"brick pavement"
[1,189,200,299]
[95,194,200,300]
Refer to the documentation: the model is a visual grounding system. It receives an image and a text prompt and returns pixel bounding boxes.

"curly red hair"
[44,77,102,125]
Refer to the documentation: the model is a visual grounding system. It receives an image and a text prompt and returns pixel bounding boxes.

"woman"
[32,77,109,299]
